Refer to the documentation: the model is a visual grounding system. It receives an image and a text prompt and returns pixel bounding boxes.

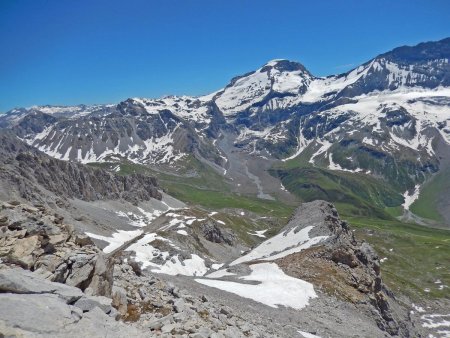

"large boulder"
[0,267,83,303]
[0,265,146,337]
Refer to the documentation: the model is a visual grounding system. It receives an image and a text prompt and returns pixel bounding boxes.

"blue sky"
[0,0,449,112]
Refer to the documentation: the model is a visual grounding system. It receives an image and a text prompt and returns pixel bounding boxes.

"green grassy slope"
[88,157,293,219]
[270,153,404,219]
[349,217,450,300]
[410,166,450,223]
[271,153,450,300]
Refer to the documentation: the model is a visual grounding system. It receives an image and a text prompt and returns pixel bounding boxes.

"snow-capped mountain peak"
[214,59,313,116]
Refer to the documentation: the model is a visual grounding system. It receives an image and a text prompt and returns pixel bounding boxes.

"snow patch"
[298,331,322,338]
[86,229,142,254]
[196,262,317,310]
[247,230,268,238]
[153,254,208,277]
[402,184,421,210]
[231,225,328,266]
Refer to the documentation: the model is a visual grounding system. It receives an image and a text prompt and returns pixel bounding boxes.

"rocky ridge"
[0,131,161,204]
[1,196,443,337]
[274,201,407,335]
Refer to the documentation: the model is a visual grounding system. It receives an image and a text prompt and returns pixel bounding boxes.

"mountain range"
[2,37,449,225]
[0,37,449,338]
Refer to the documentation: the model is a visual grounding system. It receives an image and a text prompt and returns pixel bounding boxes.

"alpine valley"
[0,38,449,338]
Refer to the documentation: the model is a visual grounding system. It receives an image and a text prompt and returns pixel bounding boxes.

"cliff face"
[0,131,161,204]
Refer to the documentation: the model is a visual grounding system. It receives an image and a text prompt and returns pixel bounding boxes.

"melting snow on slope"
[247,229,268,238]
[308,140,332,165]
[154,254,208,276]
[85,229,143,254]
[282,119,312,161]
[333,87,450,145]
[125,233,168,268]
[421,313,450,337]
[231,225,328,266]
[412,304,426,313]
[328,153,364,173]
[88,228,209,276]
[298,331,322,338]
[131,96,211,125]
[196,262,317,310]
[123,232,209,276]
[402,184,421,210]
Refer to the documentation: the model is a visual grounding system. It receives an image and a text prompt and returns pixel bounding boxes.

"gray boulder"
[74,295,113,314]
[0,267,83,303]
[0,293,81,333]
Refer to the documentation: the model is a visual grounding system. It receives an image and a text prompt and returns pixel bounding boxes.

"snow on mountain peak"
[214,59,313,116]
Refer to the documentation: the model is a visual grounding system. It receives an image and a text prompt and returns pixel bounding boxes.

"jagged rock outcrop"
[0,200,151,336]
[0,201,113,297]
[275,201,408,336]
[0,131,161,204]
[201,222,236,246]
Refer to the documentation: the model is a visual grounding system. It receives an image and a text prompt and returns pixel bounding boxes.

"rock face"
[0,131,161,204]
[201,222,236,246]
[0,200,113,296]
[275,201,407,336]
[0,267,147,337]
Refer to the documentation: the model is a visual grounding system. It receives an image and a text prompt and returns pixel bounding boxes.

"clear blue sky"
[1,0,449,112]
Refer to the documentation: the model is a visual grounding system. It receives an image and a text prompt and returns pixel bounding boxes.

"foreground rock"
[0,201,113,296]
[0,266,146,337]
[0,200,275,337]
[0,198,419,337]
[111,254,273,337]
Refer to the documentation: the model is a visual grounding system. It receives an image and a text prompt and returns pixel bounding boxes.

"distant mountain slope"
[2,37,449,222]
[0,131,161,204]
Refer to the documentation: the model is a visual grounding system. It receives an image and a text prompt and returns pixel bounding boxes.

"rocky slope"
[0,198,415,338]
[0,131,161,204]
[1,174,447,337]
[275,201,404,335]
